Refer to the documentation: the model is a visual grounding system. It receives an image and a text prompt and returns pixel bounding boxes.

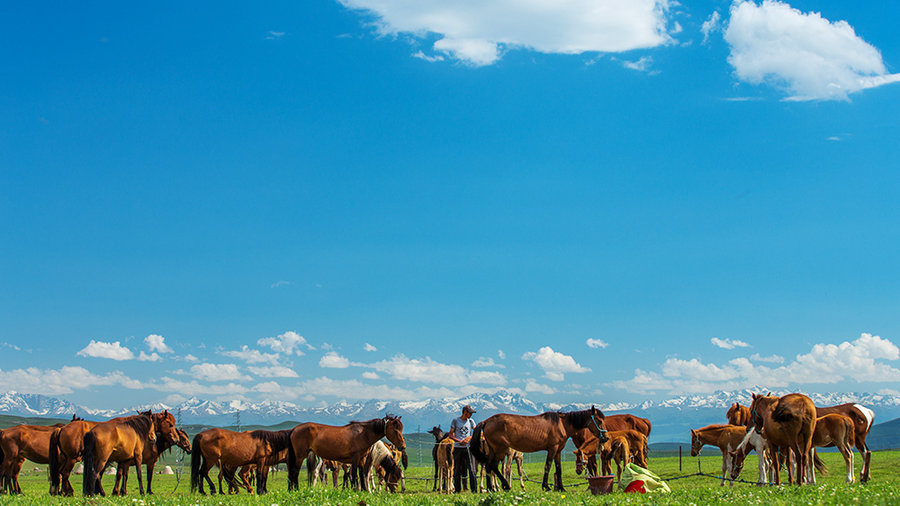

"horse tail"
[190,434,203,493]
[82,431,97,496]
[306,450,317,486]
[813,451,828,475]
[771,403,795,423]
[286,440,299,491]
[469,422,488,464]
[48,428,62,493]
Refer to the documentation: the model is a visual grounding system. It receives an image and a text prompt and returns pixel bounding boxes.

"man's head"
[461,404,476,419]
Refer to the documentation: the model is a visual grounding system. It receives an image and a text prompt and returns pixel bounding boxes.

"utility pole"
[234,410,241,431]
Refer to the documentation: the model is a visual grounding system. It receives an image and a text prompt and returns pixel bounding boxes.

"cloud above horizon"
[523,346,590,381]
[338,0,673,66]
[614,333,900,394]
[724,0,900,101]
[77,340,135,361]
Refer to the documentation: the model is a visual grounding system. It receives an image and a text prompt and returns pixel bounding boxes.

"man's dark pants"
[453,446,478,493]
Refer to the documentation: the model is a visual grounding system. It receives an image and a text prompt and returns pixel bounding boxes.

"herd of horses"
[691,394,875,486]
[0,393,877,496]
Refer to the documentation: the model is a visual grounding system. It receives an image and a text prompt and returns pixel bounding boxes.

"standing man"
[449,404,478,493]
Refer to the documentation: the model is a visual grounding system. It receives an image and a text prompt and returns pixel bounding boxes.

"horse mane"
[564,408,597,429]
[250,429,293,453]
[123,414,154,438]
[349,414,400,433]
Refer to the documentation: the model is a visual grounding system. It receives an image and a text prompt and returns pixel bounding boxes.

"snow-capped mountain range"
[3,389,899,442]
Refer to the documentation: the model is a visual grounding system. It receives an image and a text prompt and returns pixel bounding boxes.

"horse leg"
[112,466,122,496]
[202,460,217,495]
[842,444,854,484]
[856,434,871,483]
[146,463,154,494]
[553,450,564,491]
[517,455,527,490]
[540,452,552,491]
[721,451,728,486]
[134,455,145,495]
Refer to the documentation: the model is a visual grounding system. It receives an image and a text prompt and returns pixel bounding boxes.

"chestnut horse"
[749,393,817,486]
[574,429,647,477]
[815,403,874,482]
[287,415,407,492]
[82,412,158,496]
[190,428,293,495]
[803,413,856,484]
[571,413,651,478]
[690,424,747,486]
[49,410,179,496]
[470,406,607,492]
[112,427,192,495]
[727,403,751,426]
[0,416,76,494]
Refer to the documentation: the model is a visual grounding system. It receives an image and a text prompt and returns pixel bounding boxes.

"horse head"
[175,428,192,453]
[427,425,444,442]
[729,449,747,479]
[589,405,609,445]
[689,429,702,456]
[153,410,181,447]
[383,415,408,469]
[573,449,587,475]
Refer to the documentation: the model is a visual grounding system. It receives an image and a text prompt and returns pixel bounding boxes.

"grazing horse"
[309,456,348,488]
[728,426,772,485]
[574,429,646,477]
[0,416,75,494]
[82,412,158,496]
[727,403,752,426]
[815,403,874,482]
[690,424,747,487]
[470,406,607,492]
[501,449,527,490]
[287,415,407,492]
[361,441,403,492]
[112,427,192,495]
[749,393,817,486]
[571,412,651,478]
[190,428,293,495]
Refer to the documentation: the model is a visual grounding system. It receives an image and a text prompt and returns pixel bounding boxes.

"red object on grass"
[623,480,647,493]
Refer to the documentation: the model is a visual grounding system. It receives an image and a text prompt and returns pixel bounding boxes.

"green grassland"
[2,449,898,505]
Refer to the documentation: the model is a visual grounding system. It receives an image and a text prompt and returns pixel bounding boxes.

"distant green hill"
[868,416,900,450]
[0,414,73,430]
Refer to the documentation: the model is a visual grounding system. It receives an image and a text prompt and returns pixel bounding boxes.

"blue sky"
[2,0,899,409]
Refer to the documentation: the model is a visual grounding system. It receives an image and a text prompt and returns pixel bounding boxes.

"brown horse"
[749,393,817,486]
[815,403,874,482]
[690,424,747,486]
[574,429,647,477]
[727,403,751,426]
[190,428,293,495]
[0,416,75,494]
[803,413,856,484]
[470,406,607,492]
[223,447,289,494]
[49,410,179,496]
[112,427,192,495]
[82,412,158,496]
[570,412,651,478]
[287,415,407,492]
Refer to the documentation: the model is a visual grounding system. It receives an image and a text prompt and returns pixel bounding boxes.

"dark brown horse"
[49,410,179,496]
[190,428,293,495]
[112,427,192,495]
[815,403,874,482]
[287,415,407,492]
[470,406,607,492]
[727,403,752,426]
[570,413,650,478]
[0,416,76,494]
[749,393,816,486]
[427,425,446,491]
[82,412,158,496]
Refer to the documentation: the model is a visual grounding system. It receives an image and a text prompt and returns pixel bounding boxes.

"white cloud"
[701,10,721,45]
[522,346,590,381]
[182,354,199,362]
[472,357,504,368]
[498,350,506,360]
[524,378,556,394]
[319,351,350,369]
[247,365,299,378]
[750,353,785,363]
[622,55,654,72]
[270,280,292,288]
[265,31,285,40]
[364,343,377,352]
[362,371,379,380]
[586,338,609,349]
[412,50,444,62]
[711,337,751,349]
[724,0,900,101]
[339,0,673,66]
[221,345,281,365]
[77,340,134,361]
[371,354,506,386]
[137,351,161,362]
[614,333,900,394]
[258,331,312,355]
[189,363,249,382]
[0,366,138,395]
[144,334,173,354]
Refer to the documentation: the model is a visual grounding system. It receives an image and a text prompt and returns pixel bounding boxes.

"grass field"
[1,449,898,504]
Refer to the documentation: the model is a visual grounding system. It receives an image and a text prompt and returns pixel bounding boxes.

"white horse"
[728,426,771,484]
[362,441,403,492]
